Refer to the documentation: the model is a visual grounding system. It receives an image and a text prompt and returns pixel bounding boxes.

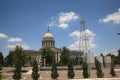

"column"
[44,58,46,67]
[50,41,51,47]
[45,41,47,47]
[57,52,58,63]
[50,41,52,47]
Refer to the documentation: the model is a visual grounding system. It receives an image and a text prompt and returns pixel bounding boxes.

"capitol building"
[40,27,61,63]
[25,27,82,66]
[25,27,111,68]
[25,27,61,66]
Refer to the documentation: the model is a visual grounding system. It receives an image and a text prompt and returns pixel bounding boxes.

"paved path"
[2,67,120,80]
[71,78,120,80]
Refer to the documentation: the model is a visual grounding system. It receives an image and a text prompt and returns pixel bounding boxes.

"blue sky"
[0,0,120,56]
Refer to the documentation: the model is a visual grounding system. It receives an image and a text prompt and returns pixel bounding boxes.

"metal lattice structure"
[79,19,89,61]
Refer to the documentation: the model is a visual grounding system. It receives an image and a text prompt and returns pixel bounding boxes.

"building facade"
[40,27,61,63]
[26,27,61,66]
[25,27,86,66]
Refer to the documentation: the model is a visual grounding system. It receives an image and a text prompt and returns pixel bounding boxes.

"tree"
[41,48,54,66]
[32,59,39,80]
[12,45,28,80]
[4,51,15,66]
[100,53,104,57]
[51,56,59,79]
[4,45,28,67]
[67,58,74,79]
[118,49,120,64]
[13,45,27,66]
[110,60,116,77]
[95,59,104,78]
[0,64,2,79]
[74,57,79,65]
[0,52,4,66]
[100,53,105,67]
[12,60,22,80]
[82,61,89,78]
[60,47,70,65]
[107,53,118,65]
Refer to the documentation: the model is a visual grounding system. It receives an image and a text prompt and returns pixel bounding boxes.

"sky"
[0,0,120,56]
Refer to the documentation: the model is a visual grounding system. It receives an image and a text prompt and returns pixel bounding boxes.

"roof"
[43,27,54,38]
[43,32,54,38]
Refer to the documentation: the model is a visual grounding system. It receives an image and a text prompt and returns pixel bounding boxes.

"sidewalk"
[71,78,120,80]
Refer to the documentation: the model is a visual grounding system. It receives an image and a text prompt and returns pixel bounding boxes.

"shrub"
[82,61,89,78]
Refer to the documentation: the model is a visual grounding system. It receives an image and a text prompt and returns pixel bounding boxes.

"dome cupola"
[43,27,54,39]
[42,27,55,48]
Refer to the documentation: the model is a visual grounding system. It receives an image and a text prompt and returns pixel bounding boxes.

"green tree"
[95,59,104,78]
[12,45,28,80]
[118,49,120,64]
[107,53,118,65]
[100,53,104,57]
[67,58,74,79]
[13,45,27,66]
[0,52,4,66]
[82,61,89,78]
[0,64,2,80]
[4,45,28,67]
[32,59,39,80]
[100,53,105,67]
[60,47,70,65]
[51,56,59,79]
[41,48,54,66]
[4,51,15,66]
[12,60,22,80]
[75,57,78,65]
[110,60,116,77]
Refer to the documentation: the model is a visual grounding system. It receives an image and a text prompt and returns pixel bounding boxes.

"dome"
[43,32,53,38]
[42,27,55,48]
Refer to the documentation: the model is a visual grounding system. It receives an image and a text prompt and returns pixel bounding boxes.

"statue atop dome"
[43,27,54,39]
[47,26,50,32]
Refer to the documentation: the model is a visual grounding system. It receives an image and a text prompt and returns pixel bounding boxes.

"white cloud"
[58,12,78,23]
[69,29,96,51]
[8,37,22,42]
[6,43,29,50]
[0,33,29,52]
[0,33,8,38]
[58,23,68,29]
[99,8,120,24]
[69,40,79,50]
[19,44,29,50]
[69,29,96,39]
[69,30,80,38]
[6,45,15,49]
[48,12,79,29]
[48,17,57,27]
[58,12,78,29]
